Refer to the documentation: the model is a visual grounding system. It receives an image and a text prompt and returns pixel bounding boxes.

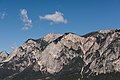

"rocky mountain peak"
[0,51,8,62]
[0,29,120,80]
[43,33,62,43]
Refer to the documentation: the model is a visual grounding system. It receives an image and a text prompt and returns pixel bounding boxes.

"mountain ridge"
[0,29,120,80]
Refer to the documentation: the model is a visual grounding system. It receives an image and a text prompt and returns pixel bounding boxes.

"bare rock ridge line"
[0,29,120,80]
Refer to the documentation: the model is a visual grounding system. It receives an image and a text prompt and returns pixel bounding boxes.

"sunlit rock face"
[0,29,120,80]
[0,51,8,63]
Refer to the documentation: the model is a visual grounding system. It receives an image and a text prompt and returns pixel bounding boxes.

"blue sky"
[0,0,120,53]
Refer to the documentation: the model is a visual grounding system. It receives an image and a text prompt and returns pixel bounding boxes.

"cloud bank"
[39,11,68,24]
[20,9,32,30]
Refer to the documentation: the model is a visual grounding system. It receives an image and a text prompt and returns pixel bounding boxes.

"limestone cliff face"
[0,29,120,80]
[0,51,8,63]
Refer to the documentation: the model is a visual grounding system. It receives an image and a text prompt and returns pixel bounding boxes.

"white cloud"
[39,11,68,24]
[20,9,32,30]
[0,12,7,19]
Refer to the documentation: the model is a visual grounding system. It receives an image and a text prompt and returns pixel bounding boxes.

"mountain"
[0,29,120,80]
[0,51,8,63]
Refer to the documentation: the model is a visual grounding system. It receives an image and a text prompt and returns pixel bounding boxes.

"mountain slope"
[0,29,120,80]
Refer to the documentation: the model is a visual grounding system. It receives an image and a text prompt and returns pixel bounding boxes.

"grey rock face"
[0,29,120,80]
[0,51,8,63]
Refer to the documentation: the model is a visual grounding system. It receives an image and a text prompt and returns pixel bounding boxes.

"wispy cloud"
[20,9,32,30]
[11,42,17,50]
[39,11,68,24]
[0,12,7,20]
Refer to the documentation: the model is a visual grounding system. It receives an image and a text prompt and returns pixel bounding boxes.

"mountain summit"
[0,29,120,80]
[0,51,8,63]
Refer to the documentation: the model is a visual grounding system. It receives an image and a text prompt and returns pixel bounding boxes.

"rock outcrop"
[0,51,8,63]
[0,29,120,80]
